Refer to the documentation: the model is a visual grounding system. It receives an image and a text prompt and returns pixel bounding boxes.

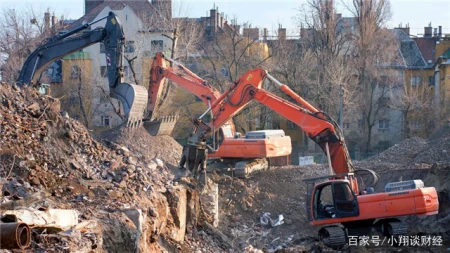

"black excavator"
[16,11,147,127]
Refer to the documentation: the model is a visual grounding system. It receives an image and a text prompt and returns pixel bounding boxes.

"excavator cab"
[305,174,360,222]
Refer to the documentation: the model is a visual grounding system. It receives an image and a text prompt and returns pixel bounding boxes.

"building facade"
[59,0,173,129]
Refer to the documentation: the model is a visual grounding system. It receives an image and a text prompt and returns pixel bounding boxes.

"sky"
[0,0,449,37]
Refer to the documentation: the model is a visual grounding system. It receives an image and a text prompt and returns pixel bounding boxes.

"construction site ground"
[1,81,449,252]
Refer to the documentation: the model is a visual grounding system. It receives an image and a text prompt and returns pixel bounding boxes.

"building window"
[124,66,130,78]
[378,119,390,130]
[100,66,107,78]
[411,76,422,86]
[287,121,298,130]
[151,40,164,52]
[39,84,50,95]
[101,116,111,127]
[69,96,77,104]
[220,65,228,77]
[410,120,421,129]
[378,141,391,150]
[70,66,81,79]
[125,41,135,53]
[100,42,105,54]
[428,76,435,86]
[379,97,390,108]
[358,119,364,129]
[99,94,108,104]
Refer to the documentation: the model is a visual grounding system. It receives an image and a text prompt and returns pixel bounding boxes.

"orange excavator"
[146,52,292,177]
[152,61,438,249]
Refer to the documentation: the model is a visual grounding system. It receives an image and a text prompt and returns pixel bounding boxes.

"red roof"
[413,37,437,65]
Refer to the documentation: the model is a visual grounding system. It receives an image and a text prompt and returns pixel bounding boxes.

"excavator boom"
[17,12,147,127]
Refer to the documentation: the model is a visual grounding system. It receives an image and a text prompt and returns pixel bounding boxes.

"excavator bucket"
[110,82,148,128]
[144,115,179,136]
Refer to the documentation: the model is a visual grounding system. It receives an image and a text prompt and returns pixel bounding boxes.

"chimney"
[210,8,217,35]
[278,27,286,41]
[44,12,50,32]
[51,15,58,27]
[424,25,432,37]
[439,26,442,37]
[263,28,268,41]
[434,28,438,37]
[216,10,220,30]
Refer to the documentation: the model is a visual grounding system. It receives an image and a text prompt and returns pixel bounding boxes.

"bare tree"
[0,7,58,83]
[195,19,276,132]
[345,0,398,152]
[390,78,435,138]
[200,20,272,91]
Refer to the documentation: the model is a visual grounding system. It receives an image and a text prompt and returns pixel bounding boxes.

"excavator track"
[383,221,408,236]
[319,226,347,250]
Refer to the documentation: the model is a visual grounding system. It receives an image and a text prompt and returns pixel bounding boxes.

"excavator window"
[312,181,359,220]
[313,183,335,219]
[332,182,359,218]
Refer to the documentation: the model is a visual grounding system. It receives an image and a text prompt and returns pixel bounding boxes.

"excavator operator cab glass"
[313,181,359,220]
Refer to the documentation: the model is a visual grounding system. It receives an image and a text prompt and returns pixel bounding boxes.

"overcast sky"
[0,0,449,36]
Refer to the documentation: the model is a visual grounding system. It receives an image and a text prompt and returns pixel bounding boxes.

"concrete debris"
[2,208,79,231]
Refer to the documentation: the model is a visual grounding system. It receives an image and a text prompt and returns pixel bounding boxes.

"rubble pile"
[364,137,428,165]
[99,127,182,168]
[414,120,450,164]
[209,166,328,252]
[0,82,223,253]
[0,82,171,202]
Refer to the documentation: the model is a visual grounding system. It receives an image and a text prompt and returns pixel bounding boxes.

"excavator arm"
[148,52,221,118]
[17,12,147,127]
[180,68,353,179]
[146,52,234,137]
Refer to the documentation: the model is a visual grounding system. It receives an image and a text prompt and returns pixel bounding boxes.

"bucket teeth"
[110,83,148,129]
[144,115,179,136]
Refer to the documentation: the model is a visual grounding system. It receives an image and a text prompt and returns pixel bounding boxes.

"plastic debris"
[260,212,284,227]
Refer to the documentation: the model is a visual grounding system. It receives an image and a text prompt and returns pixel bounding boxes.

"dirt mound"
[364,137,428,164]
[98,126,182,168]
[0,82,222,253]
[364,122,450,166]
[413,121,450,164]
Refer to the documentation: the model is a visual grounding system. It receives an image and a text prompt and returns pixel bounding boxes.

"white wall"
[82,5,172,127]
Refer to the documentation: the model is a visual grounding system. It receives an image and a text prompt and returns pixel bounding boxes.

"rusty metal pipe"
[0,223,31,249]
